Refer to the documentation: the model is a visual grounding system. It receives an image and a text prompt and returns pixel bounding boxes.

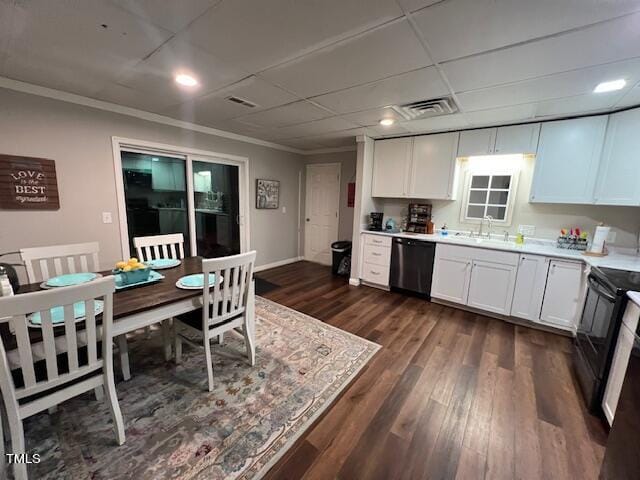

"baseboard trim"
[349,277,361,286]
[254,256,304,273]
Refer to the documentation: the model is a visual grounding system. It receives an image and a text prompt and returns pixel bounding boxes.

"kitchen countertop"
[628,291,640,307]
[361,230,640,273]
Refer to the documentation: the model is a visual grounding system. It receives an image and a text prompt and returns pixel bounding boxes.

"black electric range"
[574,266,640,414]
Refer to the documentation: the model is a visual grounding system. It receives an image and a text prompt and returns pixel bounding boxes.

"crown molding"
[0,76,323,155]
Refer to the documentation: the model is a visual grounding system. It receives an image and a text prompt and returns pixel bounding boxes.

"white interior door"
[304,163,340,265]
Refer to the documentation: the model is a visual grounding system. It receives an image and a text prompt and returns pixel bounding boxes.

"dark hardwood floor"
[257,261,607,480]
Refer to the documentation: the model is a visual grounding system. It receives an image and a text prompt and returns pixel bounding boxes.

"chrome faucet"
[479,215,493,239]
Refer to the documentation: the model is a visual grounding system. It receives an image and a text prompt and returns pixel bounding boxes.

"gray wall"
[0,88,304,279]
[301,151,356,253]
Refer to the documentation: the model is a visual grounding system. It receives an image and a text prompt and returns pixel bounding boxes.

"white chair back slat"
[85,299,98,364]
[13,317,36,388]
[0,277,115,396]
[63,304,79,371]
[20,242,101,283]
[201,252,256,329]
[40,310,59,380]
[134,233,185,262]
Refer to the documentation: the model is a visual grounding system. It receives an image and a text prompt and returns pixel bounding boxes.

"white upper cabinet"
[530,116,608,204]
[457,128,496,157]
[594,108,640,206]
[457,124,539,157]
[372,134,458,199]
[539,260,584,330]
[371,137,413,198]
[494,124,540,155]
[409,132,459,200]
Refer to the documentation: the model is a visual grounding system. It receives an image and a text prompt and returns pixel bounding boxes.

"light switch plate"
[102,212,113,224]
[281,206,286,214]
[518,224,536,236]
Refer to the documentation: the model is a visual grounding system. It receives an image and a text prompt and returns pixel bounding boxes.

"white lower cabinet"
[511,254,549,321]
[467,260,518,315]
[431,254,472,303]
[539,260,584,330]
[360,234,391,288]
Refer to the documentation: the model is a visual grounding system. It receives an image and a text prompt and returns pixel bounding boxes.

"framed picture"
[256,179,280,209]
[0,154,60,210]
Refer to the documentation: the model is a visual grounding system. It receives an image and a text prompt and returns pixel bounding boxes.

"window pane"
[471,175,490,188]
[491,175,511,189]
[488,190,509,205]
[469,190,487,204]
[486,206,506,220]
[467,205,485,218]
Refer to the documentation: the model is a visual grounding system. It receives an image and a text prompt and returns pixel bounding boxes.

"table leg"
[116,335,131,381]
[162,319,173,361]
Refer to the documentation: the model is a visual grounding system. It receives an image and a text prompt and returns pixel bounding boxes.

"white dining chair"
[133,233,185,366]
[0,276,125,480]
[133,233,184,262]
[174,251,257,392]
[20,242,100,284]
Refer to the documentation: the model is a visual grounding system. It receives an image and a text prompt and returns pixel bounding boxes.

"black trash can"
[331,241,352,276]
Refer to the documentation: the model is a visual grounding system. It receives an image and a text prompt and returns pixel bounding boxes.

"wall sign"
[0,155,60,210]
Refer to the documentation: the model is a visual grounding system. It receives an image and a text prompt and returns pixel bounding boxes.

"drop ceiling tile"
[401,114,470,133]
[94,83,178,113]
[260,19,432,98]
[533,92,622,118]
[275,117,362,138]
[442,12,640,93]
[456,58,640,112]
[116,38,248,104]
[276,137,328,150]
[311,66,449,114]
[463,104,536,126]
[367,123,412,136]
[615,83,640,108]
[181,0,403,73]
[412,0,640,63]
[234,100,331,128]
[0,0,173,96]
[397,0,444,13]
[161,76,299,124]
[341,107,405,127]
[109,0,219,33]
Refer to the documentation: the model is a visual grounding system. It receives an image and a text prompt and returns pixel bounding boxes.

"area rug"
[18,296,380,480]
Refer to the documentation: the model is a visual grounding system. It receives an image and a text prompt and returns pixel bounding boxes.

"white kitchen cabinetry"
[371,138,413,198]
[360,234,391,288]
[602,301,640,425]
[594,108,640,206]
[372,134,458,200]
[539,259,584,330]
[457,128,496,157]
[511,254,549,322]
[494,124,540,155]
[431,254,472,303]
[530,116,607,204]
[467,260,518,315]
[457,124,539,157]
[409,132,459,200]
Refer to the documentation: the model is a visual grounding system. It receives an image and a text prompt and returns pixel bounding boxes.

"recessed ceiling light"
[379,118,395,126]
[594,79,626,93]
[175,73,199,87]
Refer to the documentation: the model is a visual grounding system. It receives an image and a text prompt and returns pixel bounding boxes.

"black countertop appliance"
[368,212,383,231]
[573,266,640,414]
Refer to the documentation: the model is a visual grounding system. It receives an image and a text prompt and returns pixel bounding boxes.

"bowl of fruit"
[113,258,151,285]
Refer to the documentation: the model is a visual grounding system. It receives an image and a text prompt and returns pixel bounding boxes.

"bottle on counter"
[0,265,14,297]
[440,223,449,236]
[427,220,434,235]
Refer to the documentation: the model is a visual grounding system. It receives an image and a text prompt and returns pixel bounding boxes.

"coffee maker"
[368,212,384,231]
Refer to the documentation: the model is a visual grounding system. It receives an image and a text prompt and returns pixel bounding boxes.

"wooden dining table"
[12,256,215,380]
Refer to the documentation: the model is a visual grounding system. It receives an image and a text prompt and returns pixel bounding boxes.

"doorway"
[304,163,341,265]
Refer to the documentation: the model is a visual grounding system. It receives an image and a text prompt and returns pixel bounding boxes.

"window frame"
[460,169,519,226]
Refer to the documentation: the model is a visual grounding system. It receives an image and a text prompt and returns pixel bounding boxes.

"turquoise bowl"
[113,267,151,285]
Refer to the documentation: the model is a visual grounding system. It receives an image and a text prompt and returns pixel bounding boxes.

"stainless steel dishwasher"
[389,237,435,298]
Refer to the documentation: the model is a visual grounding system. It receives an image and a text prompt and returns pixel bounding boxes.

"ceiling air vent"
[391,96,458,121]
[226,96,259,108]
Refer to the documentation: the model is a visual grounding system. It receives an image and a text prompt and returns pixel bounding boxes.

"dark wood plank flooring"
[257,261,607,480]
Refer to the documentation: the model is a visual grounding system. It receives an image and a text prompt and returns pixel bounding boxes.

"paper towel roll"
[590,225,610,254]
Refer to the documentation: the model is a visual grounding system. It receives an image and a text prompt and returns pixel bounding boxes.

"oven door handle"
[588,276,617,303]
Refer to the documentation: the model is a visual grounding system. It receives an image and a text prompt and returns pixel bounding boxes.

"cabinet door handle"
[371,270,380,275]
[372,252,381,256]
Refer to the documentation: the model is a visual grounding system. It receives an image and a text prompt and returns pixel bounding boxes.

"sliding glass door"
[120,151,190,256]
[191,160,241,257]
[119,148,244,259]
